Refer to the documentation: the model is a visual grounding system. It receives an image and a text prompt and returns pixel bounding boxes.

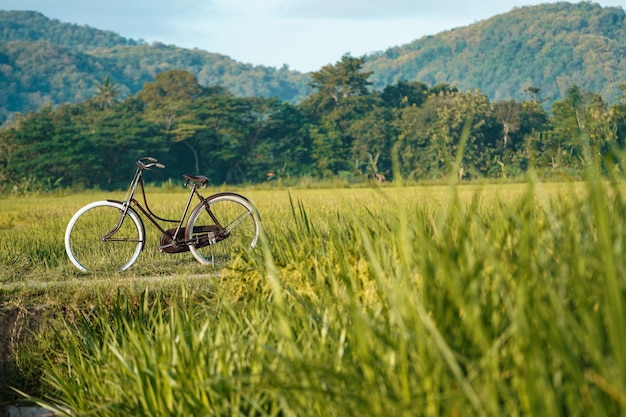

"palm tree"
[94,75,120,110]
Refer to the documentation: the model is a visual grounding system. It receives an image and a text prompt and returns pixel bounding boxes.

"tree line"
[1,54,626,191]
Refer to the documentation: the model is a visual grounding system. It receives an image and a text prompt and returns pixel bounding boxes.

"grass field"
[1,177,625,415]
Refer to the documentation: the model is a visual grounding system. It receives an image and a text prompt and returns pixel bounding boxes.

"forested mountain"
[0,2,625,125]
[0,10,311,123]
[0,10,137,50]
[366,2,626,104]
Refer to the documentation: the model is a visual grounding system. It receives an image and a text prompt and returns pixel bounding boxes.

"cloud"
[280,0,532,19]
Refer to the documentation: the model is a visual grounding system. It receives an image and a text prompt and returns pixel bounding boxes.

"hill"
[1,3,625,123]
[0,10,311,123]
[365,2,626,104]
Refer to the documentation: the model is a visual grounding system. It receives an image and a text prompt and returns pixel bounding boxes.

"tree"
[347,102,396,180]
[302,54,373,118]
[301,54,378,177]
[87,99,167,186]
[248,102,312,181]
[548,85,611,170]
[583,94,614,160]
[394,96,441,180]
[395,89,498,180]
[380,80,430,109]
[136,70,231,175]
[93,75,120,110]
[137,69,207,131]
[514,98,551,171]
[493,100,521,150]
[609,84,626,149]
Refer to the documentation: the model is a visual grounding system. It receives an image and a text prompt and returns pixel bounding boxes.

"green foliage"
[0,98,168,189]
[0,11,311,124]
[5,175,626,415]
[3,3,626,125]
[1,4,626,187]
[2,62,626,187]
[394,88,501,180]
[0,10,137,50]
[365,2,626,106]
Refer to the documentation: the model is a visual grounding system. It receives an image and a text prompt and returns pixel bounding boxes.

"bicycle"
[64,157,261,272]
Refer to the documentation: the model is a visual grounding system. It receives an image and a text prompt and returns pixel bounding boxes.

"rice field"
[1,176,625,416]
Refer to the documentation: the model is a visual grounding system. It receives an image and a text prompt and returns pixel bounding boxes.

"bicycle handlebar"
[137,157,165,170]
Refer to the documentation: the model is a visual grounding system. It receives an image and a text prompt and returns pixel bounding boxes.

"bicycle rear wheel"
[65,201,145,272]
[186,193,260,266]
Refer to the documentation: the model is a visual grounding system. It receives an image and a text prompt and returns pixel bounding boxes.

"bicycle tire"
[65,201,145,272]
[186,193,260,266]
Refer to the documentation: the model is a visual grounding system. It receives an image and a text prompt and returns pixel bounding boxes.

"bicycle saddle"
[183,174,209,186]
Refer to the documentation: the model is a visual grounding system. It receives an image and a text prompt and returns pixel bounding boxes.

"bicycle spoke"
[65,201,144,272]
[187,194,260,266]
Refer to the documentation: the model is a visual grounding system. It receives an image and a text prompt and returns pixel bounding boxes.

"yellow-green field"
[0,181,586,286]
[1,179,625,416]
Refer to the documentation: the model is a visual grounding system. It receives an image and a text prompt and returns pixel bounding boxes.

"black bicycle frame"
[102,166,222,247]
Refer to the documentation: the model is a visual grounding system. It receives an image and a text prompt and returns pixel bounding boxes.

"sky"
[3,0,626,73]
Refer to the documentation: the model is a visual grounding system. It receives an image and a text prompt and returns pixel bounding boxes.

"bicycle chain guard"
[159,225,228,254]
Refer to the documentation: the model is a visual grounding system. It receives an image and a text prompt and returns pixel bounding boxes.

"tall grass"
[7,173,618,416]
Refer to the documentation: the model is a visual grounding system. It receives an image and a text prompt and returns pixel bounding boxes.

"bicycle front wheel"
[64,201,145,272]
[186,193,260,266]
